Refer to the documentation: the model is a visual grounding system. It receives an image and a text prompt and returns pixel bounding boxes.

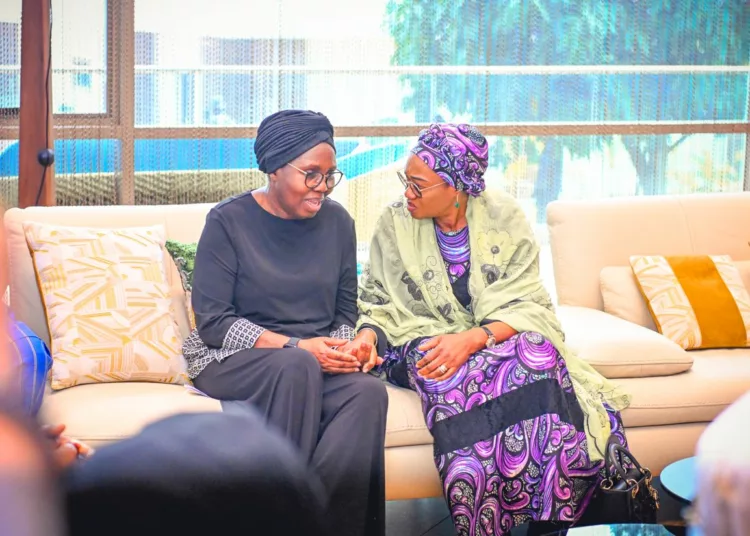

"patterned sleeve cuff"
[329,324,356,341]
[222,318,266,351]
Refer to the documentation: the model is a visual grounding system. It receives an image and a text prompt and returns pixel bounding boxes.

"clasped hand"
[338,330,383,374]
[298,337,363,374]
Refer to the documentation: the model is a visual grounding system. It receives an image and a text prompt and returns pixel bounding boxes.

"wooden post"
[118,0,135,204]
[18,0,54,207]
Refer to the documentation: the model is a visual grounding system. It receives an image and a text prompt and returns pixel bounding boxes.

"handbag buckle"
[601,477,613,490]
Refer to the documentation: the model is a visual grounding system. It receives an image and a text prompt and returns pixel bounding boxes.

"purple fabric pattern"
[376,332,628,536]
[411,123,489,197]
[436,225,471,283]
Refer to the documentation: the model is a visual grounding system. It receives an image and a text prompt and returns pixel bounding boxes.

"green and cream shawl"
[356,189,631,461]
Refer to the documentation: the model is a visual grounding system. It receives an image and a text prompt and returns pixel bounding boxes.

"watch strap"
[480,326,496,347]
[284,337,301,349]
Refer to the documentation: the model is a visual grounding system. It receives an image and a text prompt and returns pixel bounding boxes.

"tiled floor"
[386,478,687,535]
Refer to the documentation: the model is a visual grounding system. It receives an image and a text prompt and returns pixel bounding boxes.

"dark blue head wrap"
[254,109,336,174]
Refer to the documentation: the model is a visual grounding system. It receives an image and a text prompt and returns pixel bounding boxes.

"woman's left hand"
[339,331,384,373]
[416,330,485,381]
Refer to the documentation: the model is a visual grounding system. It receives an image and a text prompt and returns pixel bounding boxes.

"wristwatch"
[480,326,496,349]
[284,337,301,349]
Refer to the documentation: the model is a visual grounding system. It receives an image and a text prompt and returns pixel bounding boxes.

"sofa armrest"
[556,305,693,378]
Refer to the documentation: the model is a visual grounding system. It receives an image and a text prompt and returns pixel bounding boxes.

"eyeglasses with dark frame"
[287,163,345,190]
[397,170,445,198]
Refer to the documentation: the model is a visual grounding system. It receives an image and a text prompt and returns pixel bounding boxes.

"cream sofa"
[5,192,750,504]
[4,203,440,501]
[548,192,750,475]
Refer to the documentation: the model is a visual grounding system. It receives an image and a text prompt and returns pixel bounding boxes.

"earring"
[454,183,465,208]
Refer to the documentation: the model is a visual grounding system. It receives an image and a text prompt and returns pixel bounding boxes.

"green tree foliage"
[386,0,749,194]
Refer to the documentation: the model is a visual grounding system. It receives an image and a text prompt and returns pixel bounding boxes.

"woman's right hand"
[298,337,362,374]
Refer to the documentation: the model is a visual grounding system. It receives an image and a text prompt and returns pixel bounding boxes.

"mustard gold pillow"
[630,255,750,350]
[23,222,189,390]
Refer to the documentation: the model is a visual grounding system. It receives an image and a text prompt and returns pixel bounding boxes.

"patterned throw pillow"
[23,222,189,390]
[165,239,197,331]
[630,255,750,350]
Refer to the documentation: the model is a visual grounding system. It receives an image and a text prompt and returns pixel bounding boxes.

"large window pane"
[134,0,390,127]
[117,132,746,244]
[133,0,749,127]
[336,133,746,254]
[0,1,21,114]
[282,71,750,125]
[52,0,107,114]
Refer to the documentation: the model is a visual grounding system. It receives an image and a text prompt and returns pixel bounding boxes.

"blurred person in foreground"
[0,208,64,536]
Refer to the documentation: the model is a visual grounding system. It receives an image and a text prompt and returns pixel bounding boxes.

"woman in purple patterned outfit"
[347,124,631,535]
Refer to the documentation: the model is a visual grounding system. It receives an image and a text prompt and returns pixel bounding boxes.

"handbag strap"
[605,435,648,481]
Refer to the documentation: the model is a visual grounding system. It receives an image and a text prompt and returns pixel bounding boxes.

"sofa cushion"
[23,222,189,390]
[617,348,750,427]
[630,255,750,350]
[384,384,432,448]
[38,383,222,447]
[38,381,434,450]
[599,261,750,331]
[557,306,693,378]
[601,261,750,332]
[601,266,659,331]
[42,349,747,452]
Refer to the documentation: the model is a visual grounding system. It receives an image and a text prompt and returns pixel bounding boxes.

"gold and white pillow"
[23,222,189,390]
[630,255,750,350]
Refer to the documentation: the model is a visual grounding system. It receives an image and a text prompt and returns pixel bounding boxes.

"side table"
[661,456,696,504]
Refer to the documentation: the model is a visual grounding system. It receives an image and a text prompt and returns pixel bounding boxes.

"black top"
[191,192,358,348]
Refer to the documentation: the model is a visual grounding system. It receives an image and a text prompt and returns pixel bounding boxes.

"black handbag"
[576,435,660,526]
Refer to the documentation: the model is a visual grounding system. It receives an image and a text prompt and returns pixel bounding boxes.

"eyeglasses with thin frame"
[397,170,445,198]
[287,163,344,190]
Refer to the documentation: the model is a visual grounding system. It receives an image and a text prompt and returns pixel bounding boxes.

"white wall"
[0,0,21,23]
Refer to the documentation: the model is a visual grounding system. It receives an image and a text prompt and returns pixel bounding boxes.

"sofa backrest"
[4,203,215,345]
[547,192,750,310]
